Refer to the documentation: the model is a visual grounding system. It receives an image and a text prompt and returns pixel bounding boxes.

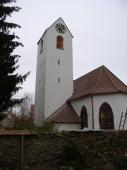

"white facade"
[71,93,127,130]
[93,93,127,130]
[71,97,93,129]
[35,18,73,125]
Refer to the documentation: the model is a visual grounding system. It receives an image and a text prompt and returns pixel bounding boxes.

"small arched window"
[56,36,64,49]
[80,106,88,129]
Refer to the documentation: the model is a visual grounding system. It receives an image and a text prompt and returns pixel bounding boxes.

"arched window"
[56,36,64,49]
[99,102,114,130]
[80,106,88,129]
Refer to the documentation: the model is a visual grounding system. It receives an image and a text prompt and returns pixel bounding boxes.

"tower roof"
[70,65,127,100]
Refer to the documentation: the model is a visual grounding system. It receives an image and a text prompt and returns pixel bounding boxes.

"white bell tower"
[35,18,73,125]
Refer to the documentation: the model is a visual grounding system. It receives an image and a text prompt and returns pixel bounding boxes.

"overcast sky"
[11,0,127,100]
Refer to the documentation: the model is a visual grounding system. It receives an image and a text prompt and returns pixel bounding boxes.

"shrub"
[114,156,127,170]
[14,118,34,130]
[37,121,56,132]
[57,140,86,170]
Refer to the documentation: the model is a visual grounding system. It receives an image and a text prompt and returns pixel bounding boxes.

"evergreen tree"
[0,0,29,120]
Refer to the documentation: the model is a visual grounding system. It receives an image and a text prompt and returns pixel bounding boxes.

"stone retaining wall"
[0,130,127,170]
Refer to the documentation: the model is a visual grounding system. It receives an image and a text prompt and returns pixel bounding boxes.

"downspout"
[90,94,94,129]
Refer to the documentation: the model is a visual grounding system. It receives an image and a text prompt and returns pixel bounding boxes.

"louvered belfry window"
[56,36,64,49]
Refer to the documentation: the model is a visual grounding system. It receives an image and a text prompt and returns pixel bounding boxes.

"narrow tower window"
[40,40,43,53]
[58,59,60,65]
[58,77,61,83]
[56,36,64,49]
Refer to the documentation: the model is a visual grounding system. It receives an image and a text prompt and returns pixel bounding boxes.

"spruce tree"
[0,0,29,120]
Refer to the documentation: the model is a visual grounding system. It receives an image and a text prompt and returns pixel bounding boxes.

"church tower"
[35,18,73,125]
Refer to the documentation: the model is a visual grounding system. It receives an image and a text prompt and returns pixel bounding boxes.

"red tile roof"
[70,65,127,100]
[45,102,81,124]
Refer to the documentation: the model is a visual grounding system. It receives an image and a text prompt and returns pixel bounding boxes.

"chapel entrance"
[99,102,114,130]
[80,106,88,129]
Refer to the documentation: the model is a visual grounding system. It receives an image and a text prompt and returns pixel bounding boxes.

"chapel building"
[35,18,127,131]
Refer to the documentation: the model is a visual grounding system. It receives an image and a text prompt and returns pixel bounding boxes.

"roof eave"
[70,91,127,101]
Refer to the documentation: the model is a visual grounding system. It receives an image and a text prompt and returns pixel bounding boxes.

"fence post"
[21,135,24,170]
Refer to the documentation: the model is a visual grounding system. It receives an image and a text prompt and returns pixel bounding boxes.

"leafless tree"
[19,93,33,117]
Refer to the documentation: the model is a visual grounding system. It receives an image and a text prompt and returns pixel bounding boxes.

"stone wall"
[0,130,127,170]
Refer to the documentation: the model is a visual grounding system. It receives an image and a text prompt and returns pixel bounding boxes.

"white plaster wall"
[44,18,73,118]
[71,97,93,129]
[71,93,127,130]
[93,93,127,130]
[55,123,81,131]
[35,32,47,125]
[35,18,73,125]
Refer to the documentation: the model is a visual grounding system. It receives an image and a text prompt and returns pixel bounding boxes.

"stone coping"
[0,129,126,135]
[0,130,38,135]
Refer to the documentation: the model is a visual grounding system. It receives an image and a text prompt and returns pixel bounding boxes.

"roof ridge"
[74,66,101,81]
[68,101,80,117]
[45,101,80,123]
[45,103,66,121]
[90,65,104,93]
[104,66,119,91]
[105,67,127,87]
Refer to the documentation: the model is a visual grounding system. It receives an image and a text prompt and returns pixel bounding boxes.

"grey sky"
[12,0,127,99]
